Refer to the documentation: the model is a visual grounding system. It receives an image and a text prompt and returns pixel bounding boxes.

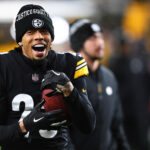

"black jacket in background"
[70,64,130,150]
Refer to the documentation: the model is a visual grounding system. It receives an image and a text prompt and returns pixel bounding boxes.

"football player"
[0,4,96,150]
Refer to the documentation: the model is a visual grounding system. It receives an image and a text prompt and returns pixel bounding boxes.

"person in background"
[108,29,150,150]
[69,19,130,150]
[0,4,96,150]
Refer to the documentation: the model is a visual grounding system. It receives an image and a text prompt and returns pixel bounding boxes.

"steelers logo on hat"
[32,18,44,28]
[91,24,101,32]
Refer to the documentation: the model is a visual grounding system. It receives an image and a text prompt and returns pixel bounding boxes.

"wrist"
[63,82,74,97]
[56,82,74,97]
[63,87,78,102]
[19,121,27,133]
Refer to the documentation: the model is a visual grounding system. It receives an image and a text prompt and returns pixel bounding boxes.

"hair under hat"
[15,4,54,43]
[69,19,102,52]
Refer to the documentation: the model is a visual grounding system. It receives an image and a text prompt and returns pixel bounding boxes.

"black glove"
[23,99,66,131]
[41,70,70,91]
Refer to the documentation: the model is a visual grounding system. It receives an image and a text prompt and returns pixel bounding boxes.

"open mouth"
[32,44,46,52]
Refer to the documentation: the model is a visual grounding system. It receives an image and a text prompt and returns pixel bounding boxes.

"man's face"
[82,32,104,60]
[20,29,52,60]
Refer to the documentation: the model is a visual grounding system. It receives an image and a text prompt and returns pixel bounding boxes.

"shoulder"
[0,49,18,63]
[0,49,20,76]
[48,50,89,79]
[101,65,118,86]
[0,51,10,64]
[101,65,116,79]
[50,50,80,61]
[0,50,16,86]
[0,51,9,55]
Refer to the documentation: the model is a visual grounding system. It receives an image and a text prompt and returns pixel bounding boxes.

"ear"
[18,42,23,46]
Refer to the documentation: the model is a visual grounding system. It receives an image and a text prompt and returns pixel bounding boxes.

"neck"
[20,50,48,71]
[79,51,101,72]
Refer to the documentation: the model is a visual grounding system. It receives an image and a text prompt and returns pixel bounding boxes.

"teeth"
[32,44,46,52]
[34,44,44,48]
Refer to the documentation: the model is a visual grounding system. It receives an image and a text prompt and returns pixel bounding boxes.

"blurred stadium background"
[0,0,150,64]
[0,0,150,150]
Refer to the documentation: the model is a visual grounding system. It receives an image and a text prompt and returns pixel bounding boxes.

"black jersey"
[70,65,130,150]
[0,48,95,150]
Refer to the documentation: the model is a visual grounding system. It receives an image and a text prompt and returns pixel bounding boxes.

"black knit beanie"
[15,4,54,43]
[69,19,102,52]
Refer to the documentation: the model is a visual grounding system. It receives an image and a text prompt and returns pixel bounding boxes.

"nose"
[34,31,44,40]
[97,38,104,48]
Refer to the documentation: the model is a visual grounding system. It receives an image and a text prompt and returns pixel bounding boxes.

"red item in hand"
[42,89,68,115]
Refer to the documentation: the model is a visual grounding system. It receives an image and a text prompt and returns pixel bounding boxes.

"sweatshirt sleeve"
[0,55,25,145]
[64,75,96,134]
[63,54,96,134]
[64,51,96,134]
